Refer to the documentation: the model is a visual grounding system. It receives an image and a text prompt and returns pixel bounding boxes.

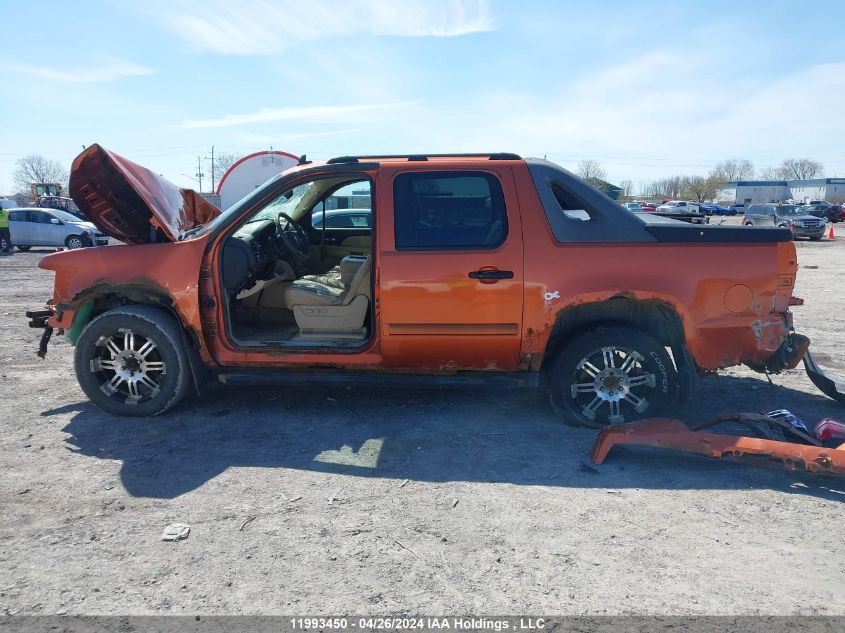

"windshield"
[50,209,86,223]
[248,181,317,224]
[186,171,289,239]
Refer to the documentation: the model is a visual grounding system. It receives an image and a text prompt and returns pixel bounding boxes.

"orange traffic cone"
[829,223,835,240]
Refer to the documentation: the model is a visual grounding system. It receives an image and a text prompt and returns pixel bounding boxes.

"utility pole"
[195,156,204,192]
[204,145,216,193]
[210,145,215,193]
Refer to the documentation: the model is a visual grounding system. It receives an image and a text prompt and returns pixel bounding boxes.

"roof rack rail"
[326,152,521,164]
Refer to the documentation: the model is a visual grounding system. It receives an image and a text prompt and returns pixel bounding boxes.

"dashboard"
[221,219,279,296]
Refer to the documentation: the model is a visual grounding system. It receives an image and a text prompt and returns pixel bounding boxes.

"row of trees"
[6,153,828,201]
[575,158,826,202]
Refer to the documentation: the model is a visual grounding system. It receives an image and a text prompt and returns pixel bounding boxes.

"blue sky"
[1,0,844,194]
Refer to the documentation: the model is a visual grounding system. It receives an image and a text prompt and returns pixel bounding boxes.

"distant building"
[718,178,845,204]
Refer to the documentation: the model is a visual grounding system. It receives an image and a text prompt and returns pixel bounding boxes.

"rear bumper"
[764,332,811,372]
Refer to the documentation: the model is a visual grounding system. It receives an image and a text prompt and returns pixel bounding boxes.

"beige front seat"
[284,256,371,338]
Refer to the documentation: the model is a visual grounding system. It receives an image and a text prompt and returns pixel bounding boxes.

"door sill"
[213,368,540,389]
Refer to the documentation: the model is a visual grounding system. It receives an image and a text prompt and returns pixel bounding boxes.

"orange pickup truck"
[27,145,825,425]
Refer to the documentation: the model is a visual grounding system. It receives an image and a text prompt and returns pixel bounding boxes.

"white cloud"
[149,0,494,54]
[417,54,845,180]
[179,101,417,128]
[0,57,153,83]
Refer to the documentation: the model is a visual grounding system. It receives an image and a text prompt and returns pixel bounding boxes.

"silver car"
[8,208,107,251]
[743,204,826,240]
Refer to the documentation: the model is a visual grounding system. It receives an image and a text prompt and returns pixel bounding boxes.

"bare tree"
[758,159,824,181]
[576,159,607,184]
[758,166,782,180]
[619,179,634,199]
[657,175,688,199]
[13,154,69,195]
[712,159,754,183]
[684,175,721,202]
[778,158,824,180]
[212,152,240,185]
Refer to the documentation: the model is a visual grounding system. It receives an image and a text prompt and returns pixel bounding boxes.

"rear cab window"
[393,171,507,250]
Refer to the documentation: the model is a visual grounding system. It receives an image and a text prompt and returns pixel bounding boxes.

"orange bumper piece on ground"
[591,417,845,475]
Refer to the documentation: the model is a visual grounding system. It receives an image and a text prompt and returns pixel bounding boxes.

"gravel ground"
[1,221,843,616]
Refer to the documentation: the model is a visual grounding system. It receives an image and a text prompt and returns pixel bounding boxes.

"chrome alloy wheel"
[90,328,166,404]
[569,346,656,424]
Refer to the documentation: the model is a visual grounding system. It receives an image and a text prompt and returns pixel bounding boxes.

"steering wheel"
[274,212,310,259]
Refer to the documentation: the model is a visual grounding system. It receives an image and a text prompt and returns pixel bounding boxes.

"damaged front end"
[592,413,845,476]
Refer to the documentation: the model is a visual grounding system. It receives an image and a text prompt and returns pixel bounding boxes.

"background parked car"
[743,204,825,240]
[640,202,657,211]
[8,208,108,250]
[311,208,372,228]
[622,202,643,211]
[728,203,747,214]
[656,200,701,214]
[803,202,841,223]
[808,200,830,209]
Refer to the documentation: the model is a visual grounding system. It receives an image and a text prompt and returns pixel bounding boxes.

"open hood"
[69,144,220,244]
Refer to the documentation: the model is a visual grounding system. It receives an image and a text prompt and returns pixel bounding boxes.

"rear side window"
[393,172,507,250]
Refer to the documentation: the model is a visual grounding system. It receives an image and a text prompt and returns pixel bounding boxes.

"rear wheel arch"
[543,297,687,360]
[541,296,697,402]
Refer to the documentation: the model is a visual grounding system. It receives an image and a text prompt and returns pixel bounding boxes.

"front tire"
[74,305,192,417]
[16,245,31,252]
[546,326,677,428]
[65,235,85,249]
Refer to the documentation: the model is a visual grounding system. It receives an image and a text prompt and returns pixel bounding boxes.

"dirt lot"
[1,221,844,616]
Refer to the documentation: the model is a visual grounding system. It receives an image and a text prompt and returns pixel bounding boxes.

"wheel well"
[71,292,210,395]
[543,297,686,365]
[542,296,696,401]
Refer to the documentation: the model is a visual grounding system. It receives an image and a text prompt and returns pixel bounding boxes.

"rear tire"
[16,245,31,252]
[74,305,192,417]
[546,326,677,428]
[0,235,10,251]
